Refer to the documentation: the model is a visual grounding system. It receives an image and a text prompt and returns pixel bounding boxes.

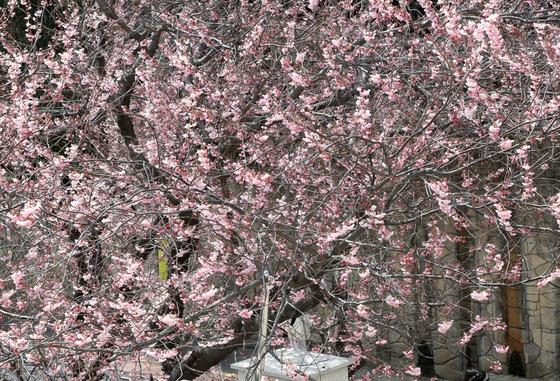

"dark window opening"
[417,340,435,377]
[509,351,525,377]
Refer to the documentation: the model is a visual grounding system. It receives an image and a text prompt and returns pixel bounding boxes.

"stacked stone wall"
[519,228,560,380]
[428,212,560,380]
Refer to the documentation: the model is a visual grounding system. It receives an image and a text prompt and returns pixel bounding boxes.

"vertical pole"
[256,275,270,381]
[256,289,269,380]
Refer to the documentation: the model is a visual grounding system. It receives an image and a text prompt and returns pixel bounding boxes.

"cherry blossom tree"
[1,0,560,380]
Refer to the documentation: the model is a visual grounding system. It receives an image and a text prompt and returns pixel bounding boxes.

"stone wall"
[431,220,466,381]
[518,228,560,380]
[430,212,560,380]
[319,213,560,380]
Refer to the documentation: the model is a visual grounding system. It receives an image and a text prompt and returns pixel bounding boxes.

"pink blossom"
[522,171,536,201]
[197,149,211,171]
[489,121,500,140]
[365,326,377,337]
[537,268,560,288]
[342,255,360,265]
[495,205,511,221]
[437,320,453,334]
[405,366,421,377]
[159,315,179,327]
[12,338,28,351]
[290,72,309,87]
[19,202,41,219]
[357,304,369,318]
[459,333,473,347]
[1,290,15,308]
[290,289,306,303]
[11,271,25,289]
[194,288,218,303]
[494,344,509,354]
[499,139,513,150]
[516,144,530,160]
[159,348,178,359]
[385,295,403,308]
[43,301,64,313]
[471,290,490,302]
[10,202,41,228]
[72,334,92,347]
[308,0,320,12]
[15,219,34,228]
[97,329,112,347]
[239,309,253,319]
[295,51,307,65]
[370,73,382,84]
[484,16,504,51]
[359,268,370,280]
[27,248,38,259]
[463,105,477,119]
[489,361,503,372]
[428,181,454,216]
[494,203,514,233]
[549,194,560,227]
[466,77,482,99]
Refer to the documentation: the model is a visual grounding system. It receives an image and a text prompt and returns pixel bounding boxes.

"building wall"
[518,226,560,379]
[431,213,560,380]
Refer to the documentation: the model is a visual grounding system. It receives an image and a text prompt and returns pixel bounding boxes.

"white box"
[231,348,351,381]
